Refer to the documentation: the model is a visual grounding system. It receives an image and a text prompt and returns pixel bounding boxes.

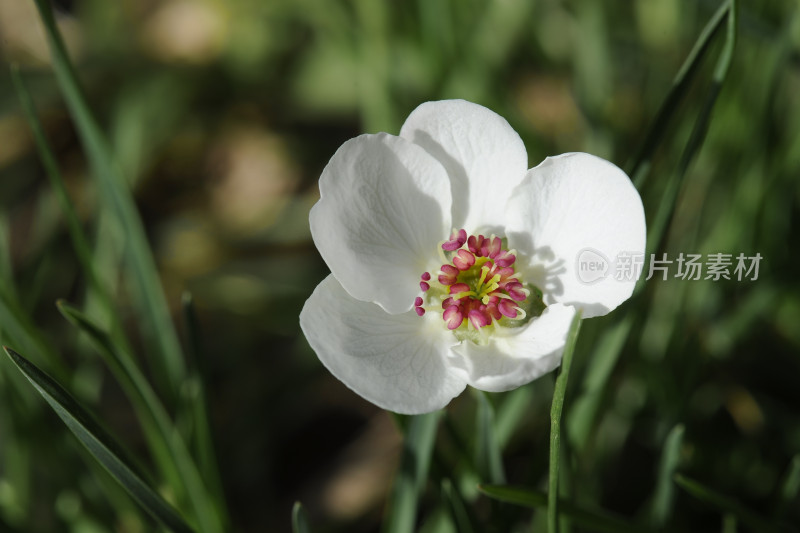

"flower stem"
[548,311,583,533]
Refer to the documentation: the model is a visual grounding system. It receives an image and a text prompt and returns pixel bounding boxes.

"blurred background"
[0,0,799,531]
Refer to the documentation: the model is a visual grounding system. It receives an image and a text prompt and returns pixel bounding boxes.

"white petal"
[400,100,528,233]
[448,304,576,392]
[311,133,452,314]
[506,153,646,318]
[300,275,468,414]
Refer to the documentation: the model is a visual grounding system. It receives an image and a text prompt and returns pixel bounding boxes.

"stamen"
[495,249,516,267]
[442,229,467,251]
[449,283,470,294]
[438,265,459,285]
[452,249,476,271]
[468,309,490,329]
[485,298,502,320]
[498,299,518,318]
[467,235,485,256]
[415,230,539,333]
[504,281,527,302]
[414,296,426,316]
[443,306,463,329]
[484,236,502,258]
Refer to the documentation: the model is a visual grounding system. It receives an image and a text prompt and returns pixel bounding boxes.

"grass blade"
[549,311,582,533]
[180,292,226,513]
[30,0,186,397]
[494,386,533,450]
[723,514,737,533]
[56,301,227,532]
[0,283,65,379]
[292,501,311,533]
[10,65,134,353]
[479,484,643,533]
[2,346,194,533]
[383,411,441,533]
[649,424,685,528]
[0,215,13,295]
[674,474,780,533]
[10,65,101,304]
[773,454,800,519]
[626,0,733,188]
[475,391,505,484]
[441,479,475,533]
[645,0,738,260]
[57,300,182,494]
[0,191,62,378]
[567,315,633,451]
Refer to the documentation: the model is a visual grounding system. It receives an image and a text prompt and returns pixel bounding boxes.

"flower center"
[415,229,545,343]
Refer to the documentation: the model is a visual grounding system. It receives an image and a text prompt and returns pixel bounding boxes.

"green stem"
[548,311,583,533]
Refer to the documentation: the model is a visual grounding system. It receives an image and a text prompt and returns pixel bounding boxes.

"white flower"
[300,100,645,414]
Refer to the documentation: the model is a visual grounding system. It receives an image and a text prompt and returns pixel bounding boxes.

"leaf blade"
[774,454,800,519]
[383,411,441,533]
[56,302,226,533]
[626,0,733,189]
[2,346,194,533]
[30,0,186,398]
[478,484,644,533]
[644,0,738,262]
[181,292,227,514]
[475,391,505,484]
[292,501,311,533]
[674,474,780,533]
[649,424,685,528]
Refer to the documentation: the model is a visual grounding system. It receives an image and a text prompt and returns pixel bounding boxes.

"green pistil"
[451,289,477,300]
[475,266,489,293]
[457,261,502,302]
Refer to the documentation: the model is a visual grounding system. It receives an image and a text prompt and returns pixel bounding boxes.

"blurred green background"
[0,0,799,531]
